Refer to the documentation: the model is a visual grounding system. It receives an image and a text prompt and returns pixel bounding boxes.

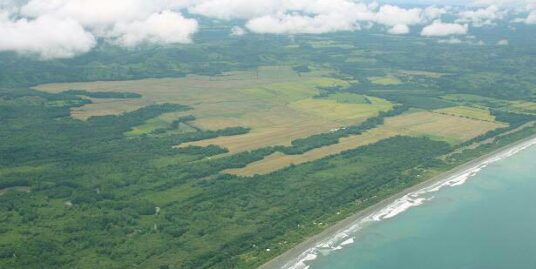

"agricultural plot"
[508,101,536,114]
[434,106,496,122]
[323,93,371,104]
[367,75,402,85]
[383,111,507,144]
[440,94,508,106]
[125,111,196,136]
[225,128,398,176]
[397,70,447,78]
[228,109,508,176]
[35,67,393,153]
[441,94,536,115]
[308,40,355,49]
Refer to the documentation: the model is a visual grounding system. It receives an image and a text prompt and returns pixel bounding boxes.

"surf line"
[278,136,536,269]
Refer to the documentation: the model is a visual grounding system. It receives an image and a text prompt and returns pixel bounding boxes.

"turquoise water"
[309,145,536,269]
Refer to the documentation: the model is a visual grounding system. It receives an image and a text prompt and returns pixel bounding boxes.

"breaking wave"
[283,137,536,269]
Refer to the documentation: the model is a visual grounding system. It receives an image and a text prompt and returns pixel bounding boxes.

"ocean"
[285,139,536,269]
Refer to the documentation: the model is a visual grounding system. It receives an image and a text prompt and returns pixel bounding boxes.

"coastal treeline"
[1,83,534,269]
[1,22,536,269]
[0,88,452,268]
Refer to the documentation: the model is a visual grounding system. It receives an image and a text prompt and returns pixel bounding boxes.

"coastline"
[258,133,536,269]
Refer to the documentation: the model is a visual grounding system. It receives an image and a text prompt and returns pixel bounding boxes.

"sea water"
[284,140,536,269]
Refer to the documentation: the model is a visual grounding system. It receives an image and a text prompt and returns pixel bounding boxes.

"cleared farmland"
[227,110,508,176]
[35,67,393,153]
[224,128,399,176]
[383,110,507,144]
[397,70,447,78]
[434,106,496,122]
[367,75,402,85]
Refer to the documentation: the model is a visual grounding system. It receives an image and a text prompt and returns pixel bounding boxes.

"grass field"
[440,94,536,115]
[182,96,391,153]
[397,70,447,78]
[383,110,507,144]
[35,66,322,119]
[434,106,496,122]
[323,93,370,104]
[509,101,536,114]
[227,109,508,176]
[308,40,354,49]
[35,67,395,153]
[126,111,195,136]
[441,94,507,105]
[35,70,507,176]
[368,75,402,85]
[225,128,398,176]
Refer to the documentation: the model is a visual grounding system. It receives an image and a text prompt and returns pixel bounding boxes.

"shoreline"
[258,133,536,269]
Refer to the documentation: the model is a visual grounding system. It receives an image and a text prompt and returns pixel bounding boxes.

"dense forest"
[1,20,536,269]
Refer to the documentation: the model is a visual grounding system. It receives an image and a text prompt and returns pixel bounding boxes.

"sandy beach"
[259,133,536,269]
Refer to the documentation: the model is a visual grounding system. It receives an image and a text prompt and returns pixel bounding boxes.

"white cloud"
[525,10,536,23]
[438,37,463,44]
[423,6,448,21]
[0,15,95,59]
[0,0,17,18]
[421,20,469,36]
[191,0,439,35]
[189,0,281,20]
[1,0,533,59]
[230,26,246,36]
[243,0,373,34]
[111,10,197,47]
[511,5,536,24]
[457,5,504,26]
[246,13,358,34]
[465,0,536,26]
[241,1,434,35]
[21,0,177,28]
[388,24,410,34]
[0,0,199,58]
[374,5,423,27]
[470,0,534,8]
[497,39,509,45]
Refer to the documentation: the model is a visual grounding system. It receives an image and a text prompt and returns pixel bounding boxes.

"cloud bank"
[421,21,469,36]
[457,5,505,26]
[0,0,534,58]
[524,10,536,23]
[0,15,95,59]
[0,0,197,58]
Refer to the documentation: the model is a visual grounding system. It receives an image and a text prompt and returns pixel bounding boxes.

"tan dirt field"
[34,67,392,153]
[226,110,507,176]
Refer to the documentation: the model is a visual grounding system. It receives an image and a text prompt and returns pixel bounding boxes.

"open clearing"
[181,96,391,153]
[35,67,393,153]
[397,70,447,78]
[227,110,507,176]
[224,128,399,176]
[383,111,507,144]
[367,75,402,85]
[440,94,536,115]
[324,93,370,104]
[509,101,536,114]
[308,40,355,49]
[434,106,495,122]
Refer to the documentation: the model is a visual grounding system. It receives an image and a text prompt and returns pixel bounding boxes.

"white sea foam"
[282,137,536,269]
[340,238,354,246]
